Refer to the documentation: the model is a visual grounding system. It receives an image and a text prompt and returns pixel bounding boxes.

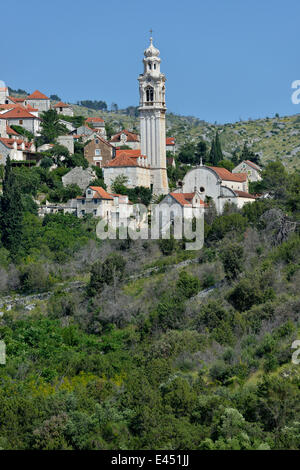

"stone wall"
[62,167,96,191]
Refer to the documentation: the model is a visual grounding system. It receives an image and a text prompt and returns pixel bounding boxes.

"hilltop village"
[0,36,300,452]
[0,37,264,229]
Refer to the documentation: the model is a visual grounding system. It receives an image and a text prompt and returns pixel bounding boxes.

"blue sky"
[2,0,300,123]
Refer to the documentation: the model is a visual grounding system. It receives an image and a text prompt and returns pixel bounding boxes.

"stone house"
[176,164,256,213]
[0,138,36,164]
[57,135,74,154]
[110,129,140,150]
[84,135,115,167]
[85,117,106,139]
[166,137,176,154]
[62,167,96,191]
[103,151,151,191]
[156,191,205,232]
[25,90,50,112]
[233,160,262,182]
[53,101,74,116]
[0,106,40,135]
[73,186,133,226]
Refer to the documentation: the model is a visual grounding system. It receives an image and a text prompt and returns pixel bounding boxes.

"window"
[146,86,154,102]
[82,199,85,205]
[200,186,205,193]
[95,139,99,144]
[148,62,152,70]
[154,63,156,70]
[95,149,101,156]
[93,209,97,215]
[94,199,98,204]
[81,210,85,215]
[19,120,23,125]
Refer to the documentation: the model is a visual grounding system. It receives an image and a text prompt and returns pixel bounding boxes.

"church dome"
[144,38,160,58]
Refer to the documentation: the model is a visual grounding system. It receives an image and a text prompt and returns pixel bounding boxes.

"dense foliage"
[0,159,299,450]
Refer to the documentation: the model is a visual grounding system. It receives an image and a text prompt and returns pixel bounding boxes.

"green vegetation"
[0,127,299,450]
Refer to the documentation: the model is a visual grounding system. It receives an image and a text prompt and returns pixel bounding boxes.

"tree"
[220,242,244,280]
[0,157,24,257]
[50,94,61,101]
[111,175,129,194]
[209,131,223,166]
[50,144,70,166]
[240,141,261,166]
[39,109,68,144]
[195,139,207,164]
[88,253,126,296]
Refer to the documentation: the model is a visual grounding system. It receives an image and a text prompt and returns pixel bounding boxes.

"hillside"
[0,157,299,449]
[71,103,300,171]
[8,88,300,171]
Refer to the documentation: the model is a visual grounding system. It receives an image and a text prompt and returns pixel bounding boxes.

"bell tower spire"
[138,35,169,195]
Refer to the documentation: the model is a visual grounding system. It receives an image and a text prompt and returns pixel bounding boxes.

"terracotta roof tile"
[26,90,49,100]
[6,125,19,136]
[0,137,33,150]
[106,154,140,167]
[244,160,261,171]
[54,101,71,108]
[89,186,113,200]
[0,106,39,120]
[110,129,139,142]
[169,192,205,207]
[234,190,257,199]
[208,166,247,182]
[166,137,175,145]
[85,117,104,123]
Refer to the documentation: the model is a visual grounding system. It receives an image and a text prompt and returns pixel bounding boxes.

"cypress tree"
[0,157,23,257]
[209,131,223,165]
[209,138,216,165]
[215,131,223,164]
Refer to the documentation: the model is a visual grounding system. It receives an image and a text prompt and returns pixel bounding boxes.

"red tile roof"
[0,106,39,120]
[26,90,49,100]
[166,137,175,145]
[54,101,71,108]
[89,186,113,200]
[106,154,140,167]
[8,96,26,103]
[0,103,37,112]
[234,190,257,199]
[170,192,205,207]
[0,137,34,151]
[208,166,247,182]
[116,149,146,158]
[6,125,19,136]
[244,160,261,171]
[85,117,104,123]
[110,129,140,143]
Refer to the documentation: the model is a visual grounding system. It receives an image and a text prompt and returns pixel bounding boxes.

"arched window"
[148,62,152,70]
[153,63,156,70]
[146,86,154,102]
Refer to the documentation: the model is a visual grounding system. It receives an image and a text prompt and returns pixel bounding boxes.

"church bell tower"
[138,35,169,195]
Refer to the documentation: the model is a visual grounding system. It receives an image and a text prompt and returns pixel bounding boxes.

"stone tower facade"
[138,37,169,195]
